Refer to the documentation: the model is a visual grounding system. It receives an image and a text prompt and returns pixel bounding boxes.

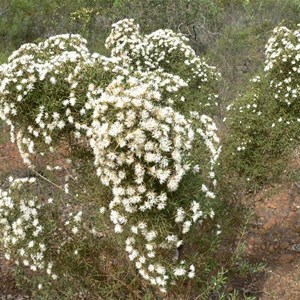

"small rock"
[278,254,294,264]
[247,237,256,249]
[289,244,300,253]
[263,217,277,231]
[290,204,298,211]
[268,245,275,253]
[280,242,289,250]
[294,225,300,233]
[226,284,234,293]
[266,202,277,209]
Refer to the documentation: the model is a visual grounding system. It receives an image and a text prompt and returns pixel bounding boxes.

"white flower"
[71,227,79,234]
[175,207,185,223]
[182,221,192,234]
[50,77,56,84]
[99,206,106,214]
[28,240,35,248]
[173,267,186,276]
[0,20,222,292]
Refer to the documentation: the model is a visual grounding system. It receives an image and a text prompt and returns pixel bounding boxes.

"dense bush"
[1,1,300,297]
[0,19,223,296]
[223,24,300,187]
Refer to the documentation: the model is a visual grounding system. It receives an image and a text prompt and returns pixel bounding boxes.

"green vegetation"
[0,0,299,299]
[223,23,300,189]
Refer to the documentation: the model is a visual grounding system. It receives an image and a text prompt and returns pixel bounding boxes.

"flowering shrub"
[0,175,121,296]
[0,34,117,168]
[0,177,51,273]
[224,24,300,186]
[89,75,221,290]
[0,19,222,295]
[265,25,300,108]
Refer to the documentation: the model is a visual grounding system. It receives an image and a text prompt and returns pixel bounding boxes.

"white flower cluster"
[265,24,300,106]
[123,226,196,293]
[87,74,220,291]
[195,114,221,188]
[0,34,93,168]
[105,19,220,108]
[90,76,193,200]
[89,20,221,290]
[0,19,221,292]
[64,210,83,235]
[0,177,57,280]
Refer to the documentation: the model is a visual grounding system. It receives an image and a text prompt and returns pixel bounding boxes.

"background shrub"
[222,24,300,189]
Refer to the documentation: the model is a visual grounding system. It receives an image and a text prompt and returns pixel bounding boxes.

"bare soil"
[245,184,300,300]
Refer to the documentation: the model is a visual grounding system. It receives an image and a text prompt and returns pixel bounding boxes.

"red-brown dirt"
[245,184,300,300]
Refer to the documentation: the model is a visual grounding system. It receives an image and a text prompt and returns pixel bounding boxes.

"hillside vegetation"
[0,1,299,299]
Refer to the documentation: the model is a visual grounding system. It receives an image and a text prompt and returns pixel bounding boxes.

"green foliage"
[222,24,300,189]
[207,0,300,102]
[0,0,113,54]
[4,173,249,299]
[2,176,147,299]
[222,76,300,189]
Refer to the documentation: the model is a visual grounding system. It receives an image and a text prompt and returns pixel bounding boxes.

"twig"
[30,168,73,196]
